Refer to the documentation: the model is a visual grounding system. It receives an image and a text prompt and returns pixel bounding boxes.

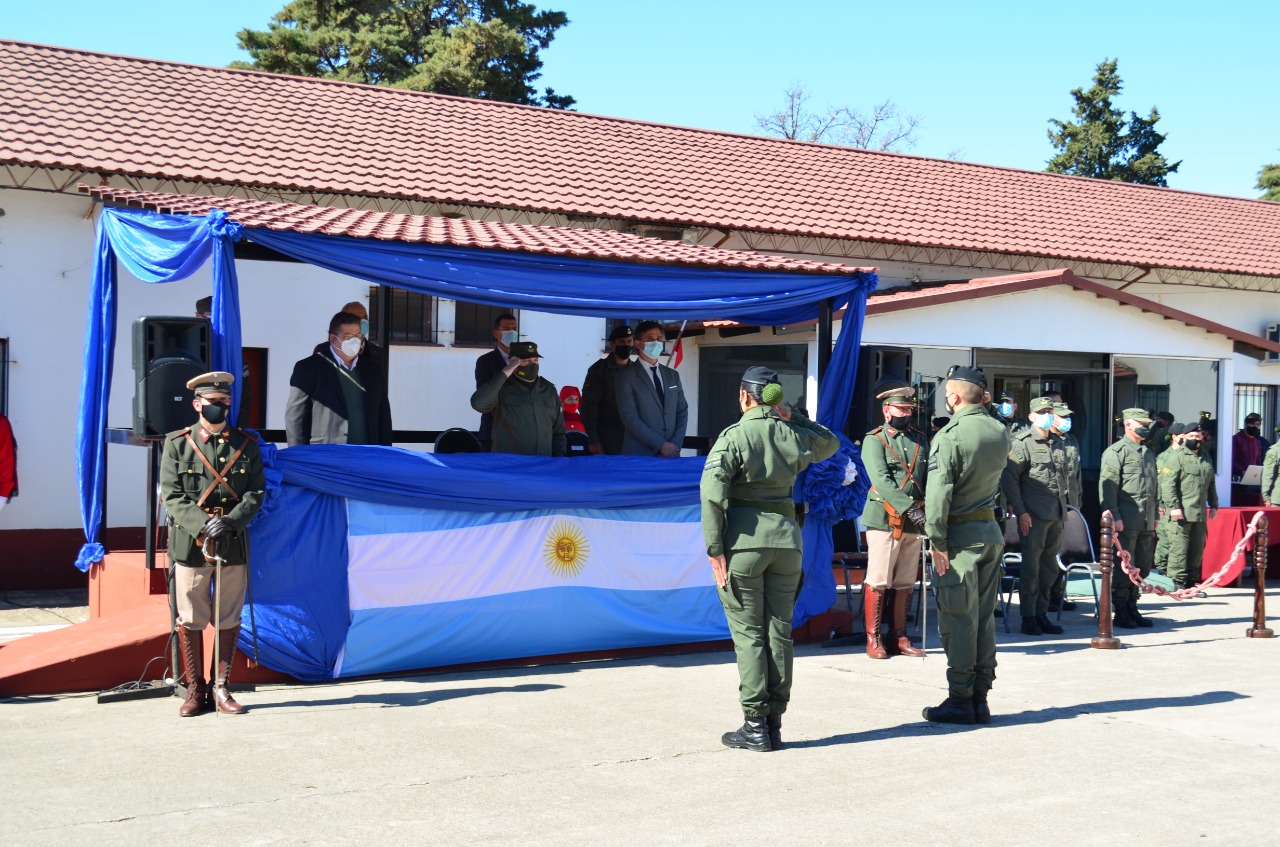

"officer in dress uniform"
[859,381,927,660]
[160,372,266,717]
[1160,421,1219,591]
[1100,408,1159,629]
[1001,397,1070,636]
[923,365,1011,725]
[701,366,839,751]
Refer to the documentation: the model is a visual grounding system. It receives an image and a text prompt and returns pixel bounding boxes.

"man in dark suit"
[285,311,393,446]
[475,313,518,451]
[615,320,688,457]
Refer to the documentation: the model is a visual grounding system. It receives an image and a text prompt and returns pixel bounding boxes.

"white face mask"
[1034,412,1054,430]
[339,337,362,359]
[642,340,665,359]
[500,330,519,346]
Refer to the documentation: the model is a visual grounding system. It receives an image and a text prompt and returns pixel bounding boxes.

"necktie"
[652,366,665,407]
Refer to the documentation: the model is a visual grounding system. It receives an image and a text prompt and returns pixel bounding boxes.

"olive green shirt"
[1263,441,1280,505]
[1002,426,1070,521]
[859,425,927,533]
[1158,447,1219,522]
[925,403,1012,550]
[700,405,839,557]
[1058,430,1083,509]
[160,425,266,566]
[471,370,567,457]
[1099,436,1157,530]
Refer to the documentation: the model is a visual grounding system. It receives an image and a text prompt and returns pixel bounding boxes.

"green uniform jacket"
[859,424,927,533]
[160,426,266,566]
[700,405,839,557]
[471,371,567,457]
[1059,431,1083,509]
[1158,447,1219,522]
[1262,442,1280,505]
[925,404,1011,550]
[1002,427,1069,520]
[1099,436,1158,530]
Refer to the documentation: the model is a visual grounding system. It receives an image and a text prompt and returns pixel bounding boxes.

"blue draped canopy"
[77,206,876,641]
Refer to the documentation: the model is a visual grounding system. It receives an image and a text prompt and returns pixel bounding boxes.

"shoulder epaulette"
[866,425,885,437]
[168,427,193,441]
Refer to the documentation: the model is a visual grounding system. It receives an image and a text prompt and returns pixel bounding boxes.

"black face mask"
[515,364,539,383]
[200,400,228,425]
[1247,426,1261,437]
[1185,439,1201,452]
[613,344,633,360]
[888,415,911,431]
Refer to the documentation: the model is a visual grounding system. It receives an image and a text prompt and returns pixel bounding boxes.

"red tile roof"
[866,269,1280,357]
[6,40,1280,278]
[80,185,874,276]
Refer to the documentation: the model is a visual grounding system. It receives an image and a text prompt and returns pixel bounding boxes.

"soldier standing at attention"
[1161,422,1219,592]
[1153,423,1187,577]
[922,365,1011,725]
[161,372,266,717]
[701,366,839,752]
[859,382,927,660]
[1002,397,1070,636]
[1100,409,1159,629]
[1047,399,1082,614]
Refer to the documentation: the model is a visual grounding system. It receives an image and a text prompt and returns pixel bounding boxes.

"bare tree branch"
[754,86,921,152]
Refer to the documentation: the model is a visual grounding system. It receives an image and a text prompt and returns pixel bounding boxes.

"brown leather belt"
[948,509,997,524]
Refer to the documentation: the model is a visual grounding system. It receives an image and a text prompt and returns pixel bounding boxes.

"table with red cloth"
[1201,506,1280,584]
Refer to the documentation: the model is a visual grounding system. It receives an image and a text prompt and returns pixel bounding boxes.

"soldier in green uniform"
[859,381,927,659]
[1160,422,1219,591]
[1047,400,1082,614]
[160,372,266,717]
[1001,397,1070,636]
[923,365,1011,725]
[1261,436,1280,506]
[470,341,567,457]
[701,366,839,751]
[1153,422,1187,576]
[1100,408,1159,629]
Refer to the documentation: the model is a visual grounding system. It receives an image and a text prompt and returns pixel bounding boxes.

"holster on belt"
[881,497,925,540]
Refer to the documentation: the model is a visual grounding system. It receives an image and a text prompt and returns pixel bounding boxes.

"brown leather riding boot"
[889,587,925,657]
[865,587,888,659]
[211,627,247,715]
[178,628,209,717]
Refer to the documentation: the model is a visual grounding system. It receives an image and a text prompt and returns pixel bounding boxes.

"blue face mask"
[500,330,519,346]
[1034,412,1055,430]
[359,319,370,338]
[1056,418,1072,433]
[643,340,665,359]
[997,401,1014,418]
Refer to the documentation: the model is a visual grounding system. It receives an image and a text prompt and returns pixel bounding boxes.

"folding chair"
[434,428,482,454]
[1055,505,1103,620]
[564,430,592,456]
[832,519,867,624]
[998,514,1022,633]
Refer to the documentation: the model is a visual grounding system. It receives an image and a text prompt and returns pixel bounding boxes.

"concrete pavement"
[1,586,1276,846]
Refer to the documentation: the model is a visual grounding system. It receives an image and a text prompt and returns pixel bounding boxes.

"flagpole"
[665,320,688,368]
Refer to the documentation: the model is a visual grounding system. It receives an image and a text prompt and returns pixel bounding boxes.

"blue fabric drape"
[75,209,243,570]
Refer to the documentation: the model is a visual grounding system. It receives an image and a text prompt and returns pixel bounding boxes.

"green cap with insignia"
[1029,396,1055,413]
[1052,402,1073,416]
[1122,407,1153,424]
[186,371,235,396]
[874,379,916,406]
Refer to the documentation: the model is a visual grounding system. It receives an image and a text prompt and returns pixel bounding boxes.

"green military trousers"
[1154,518,1169,574]
[1113,529,1154,606]
[933,543,1001,699]
[1165,520,1208,587]
[1019,517,1064,617]
[718,547,803,718]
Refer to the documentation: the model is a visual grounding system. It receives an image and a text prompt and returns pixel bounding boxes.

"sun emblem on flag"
[542,520,590,578]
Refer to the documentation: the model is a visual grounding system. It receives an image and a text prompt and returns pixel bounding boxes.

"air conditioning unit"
[1267,323,1280,363]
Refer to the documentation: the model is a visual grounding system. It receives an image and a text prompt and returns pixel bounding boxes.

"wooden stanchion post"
[1092,511,1122,649]
[1247,514,1274,638]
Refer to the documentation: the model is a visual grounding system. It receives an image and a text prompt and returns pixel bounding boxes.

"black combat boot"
[1113,600,1138,629]
[1128,601,1153,628]
[922,695,976,725]
[765,715,782,751]
[722,715,771,751]
[1035,614,1064,635]
[972,692,992,725]
[1020,616,1042,636]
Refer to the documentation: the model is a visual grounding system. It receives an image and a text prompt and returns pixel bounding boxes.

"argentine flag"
[336,500,730,677]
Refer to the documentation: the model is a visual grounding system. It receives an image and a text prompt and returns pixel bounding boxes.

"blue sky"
[5,0,1274,199]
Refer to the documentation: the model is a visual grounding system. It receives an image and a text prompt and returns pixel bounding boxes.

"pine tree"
[1258,163,1280,201]
[1046,59,1179,186]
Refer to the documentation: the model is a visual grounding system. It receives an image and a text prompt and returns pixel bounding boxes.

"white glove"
[0,496,8,513]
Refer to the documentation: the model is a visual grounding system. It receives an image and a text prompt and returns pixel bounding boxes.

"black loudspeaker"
[132,317,212,438]
[848,346,913,442]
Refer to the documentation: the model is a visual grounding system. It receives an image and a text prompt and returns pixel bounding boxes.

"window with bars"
[1136,384,1170,415]
[367,287,437,344]
[1234,383,1276,434]
[454,302,518,347]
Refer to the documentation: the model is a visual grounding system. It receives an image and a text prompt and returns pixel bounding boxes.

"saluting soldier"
[1001,397,1070,636]
[1100,408,1159,629]
[923,365,1011,725]
[470,341,567,457]
[1160,421,1219,591]
[702,366,839,752]
[161,372,266,717]
[858,381,927,660]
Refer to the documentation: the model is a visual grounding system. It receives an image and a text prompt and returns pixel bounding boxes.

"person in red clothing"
[0,412,16,514]
[560,385,586,434]
[1231,412,1268,480]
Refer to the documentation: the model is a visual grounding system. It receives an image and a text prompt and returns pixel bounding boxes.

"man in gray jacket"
[615,321,688,457]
